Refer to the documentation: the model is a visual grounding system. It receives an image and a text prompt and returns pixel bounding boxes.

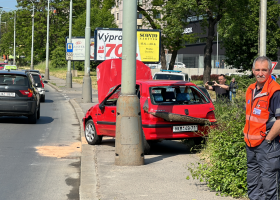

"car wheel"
[142,130,150,155]
[41,95,45,102]
[28,107,37,124]
[85,119,102,145]
[37,104,40,119]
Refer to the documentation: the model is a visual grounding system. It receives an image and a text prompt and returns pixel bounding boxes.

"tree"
[193,0,248,83]
[219,0,280,71]
[138,0,196,70]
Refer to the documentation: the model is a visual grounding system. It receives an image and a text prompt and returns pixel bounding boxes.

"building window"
[137,12,143,19]
[137,25,142,29]
[117,13,119,20]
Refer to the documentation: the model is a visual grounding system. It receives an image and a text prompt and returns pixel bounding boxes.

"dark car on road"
[0,70,40,123]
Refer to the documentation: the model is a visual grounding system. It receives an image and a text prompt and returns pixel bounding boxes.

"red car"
[83,59,216,153]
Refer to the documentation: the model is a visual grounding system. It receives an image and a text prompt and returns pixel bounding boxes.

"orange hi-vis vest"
[244,76,280,147]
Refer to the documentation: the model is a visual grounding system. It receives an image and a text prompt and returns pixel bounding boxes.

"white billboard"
[94,28,161,63]
[65,37,95,61]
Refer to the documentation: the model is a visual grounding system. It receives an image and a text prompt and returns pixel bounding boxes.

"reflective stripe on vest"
[243,77,280,147]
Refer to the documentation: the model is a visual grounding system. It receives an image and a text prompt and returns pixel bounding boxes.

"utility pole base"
[45,68,50,80]
[82,75,92,103]
[66,71,72,88]
[115,95,144,166]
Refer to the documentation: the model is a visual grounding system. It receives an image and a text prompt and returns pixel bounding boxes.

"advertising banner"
[94,28,161,63]
[65,37,94,61]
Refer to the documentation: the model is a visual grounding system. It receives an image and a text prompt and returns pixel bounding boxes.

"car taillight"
[20,88,33,97]
[206,111,216,122]
[143,111,166,122]
[39,75,44,88]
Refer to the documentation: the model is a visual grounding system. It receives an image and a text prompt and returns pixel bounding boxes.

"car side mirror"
[42,75,44,78]
[99,103,105,111]
[35,83,38,87]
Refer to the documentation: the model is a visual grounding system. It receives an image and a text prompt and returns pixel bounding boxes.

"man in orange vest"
[244,56,280,200]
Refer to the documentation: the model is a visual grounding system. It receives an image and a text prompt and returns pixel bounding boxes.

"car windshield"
[154,74,184,80]
[0,74,28,86]
[150,86,210,105]
[32,74,42,87]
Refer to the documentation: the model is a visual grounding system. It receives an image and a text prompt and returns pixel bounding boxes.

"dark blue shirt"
[254,86,280,130]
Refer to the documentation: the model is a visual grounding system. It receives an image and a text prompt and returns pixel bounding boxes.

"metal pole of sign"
[66,0,72,88]
[115,0,144,166]
[0,7,3,42]
[260,0,267,56]
[82,0,92,103]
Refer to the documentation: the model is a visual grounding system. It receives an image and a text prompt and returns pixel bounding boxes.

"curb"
[46,81,98,200]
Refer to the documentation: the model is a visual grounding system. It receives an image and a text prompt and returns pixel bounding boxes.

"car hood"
[97,59,152,103]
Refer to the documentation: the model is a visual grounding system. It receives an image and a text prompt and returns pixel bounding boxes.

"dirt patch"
[36,142,81,158]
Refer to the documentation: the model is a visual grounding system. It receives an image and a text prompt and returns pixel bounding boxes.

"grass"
[20,62,98,90]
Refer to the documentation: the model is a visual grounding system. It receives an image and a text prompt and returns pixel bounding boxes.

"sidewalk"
[45,76,236,200]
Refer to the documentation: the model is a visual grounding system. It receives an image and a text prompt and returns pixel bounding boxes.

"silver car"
[29,72,45,102]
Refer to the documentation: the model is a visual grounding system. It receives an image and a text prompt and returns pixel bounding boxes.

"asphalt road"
[0,85,81,200]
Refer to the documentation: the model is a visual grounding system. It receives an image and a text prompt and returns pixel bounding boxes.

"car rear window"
[153,74,184,80]
[0,74,28,86]
[32,74,42,87]
[150,86,210,105]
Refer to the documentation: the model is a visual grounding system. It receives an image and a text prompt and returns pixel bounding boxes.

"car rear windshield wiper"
[0,83,7,85]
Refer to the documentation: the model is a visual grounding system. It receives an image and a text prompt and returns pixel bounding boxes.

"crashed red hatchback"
[83,59,216,153]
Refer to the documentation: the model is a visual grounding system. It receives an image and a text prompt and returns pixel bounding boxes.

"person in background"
[205,74,229,102]
[229,78,238,101]
[243,56,280,200]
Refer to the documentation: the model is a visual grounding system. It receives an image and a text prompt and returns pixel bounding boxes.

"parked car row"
[0,69,45,124]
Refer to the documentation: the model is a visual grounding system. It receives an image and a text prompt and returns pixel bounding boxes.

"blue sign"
[215,62,219,67]
[271,75,276,81]
[66,43,73,53]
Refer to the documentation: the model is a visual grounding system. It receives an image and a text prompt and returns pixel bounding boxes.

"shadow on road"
[43,99,54,103]
[0,116,54,124]
[98,138,195,165]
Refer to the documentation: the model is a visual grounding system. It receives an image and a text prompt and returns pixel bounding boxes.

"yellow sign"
[137,31,160,63]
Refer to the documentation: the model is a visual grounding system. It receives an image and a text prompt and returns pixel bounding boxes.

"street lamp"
[66,0,72,88]
[0,7,3,41]
[31,1,34,70]
[13,11,16,65]
[45,0,50,80]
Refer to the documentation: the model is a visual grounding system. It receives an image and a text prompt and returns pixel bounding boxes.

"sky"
[0,0,18,10]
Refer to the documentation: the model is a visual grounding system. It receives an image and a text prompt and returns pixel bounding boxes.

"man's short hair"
[253,56,272,70]
[219,74,226,79]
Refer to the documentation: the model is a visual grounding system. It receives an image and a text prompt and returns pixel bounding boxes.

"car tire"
[41,95,45,102]
[37,104,40,119]
[28,107,37,124]
[142,130,151,155]
[85,119,102,145]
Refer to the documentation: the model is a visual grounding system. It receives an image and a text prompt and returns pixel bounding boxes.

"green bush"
[187,97,248,198]
[51,46,67,68]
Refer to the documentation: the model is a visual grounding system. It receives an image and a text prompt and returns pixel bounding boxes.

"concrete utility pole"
[31,2,34,70]
[82,0,92,103]
[260,0,267,56]
[13,11,16,65]
[216,22,218,74]
[66,0,72,88]
[115,0,144,166]
[45,0,50,80]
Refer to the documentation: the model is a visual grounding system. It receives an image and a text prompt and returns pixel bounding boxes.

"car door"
[96,86,121,136]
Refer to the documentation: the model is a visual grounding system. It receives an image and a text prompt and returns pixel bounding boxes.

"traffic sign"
[66,52,73,60]
[66,43,73,53]
[272,61,278,71]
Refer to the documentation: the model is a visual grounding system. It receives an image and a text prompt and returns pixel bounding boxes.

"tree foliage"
[220,0,280,71]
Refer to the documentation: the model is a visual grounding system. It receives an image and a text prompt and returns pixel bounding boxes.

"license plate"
[0,92,15,97]
[173,125,198,132]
